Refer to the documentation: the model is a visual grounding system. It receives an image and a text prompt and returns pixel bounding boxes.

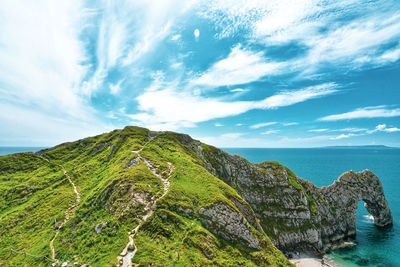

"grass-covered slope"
[0,126,291,266]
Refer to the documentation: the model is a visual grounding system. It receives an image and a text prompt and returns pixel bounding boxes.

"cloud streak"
[129,82,338,130]
[319,106,400,121]
[193,45,284,86]
[201,0,400,76]
[250,122,277,129]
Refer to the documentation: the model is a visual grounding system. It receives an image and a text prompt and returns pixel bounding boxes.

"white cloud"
[82,0,200,95]
[0,102,113,146]
[256,83,338,109]
[109,79,124,95]
[330,133,359,140]
[0,0,90,118]
[327,123,400,141]
[282,122,298,126]
[308,124,400,140]
[121,0,198,66]
[304,14,400,68]
[367,124,400,134]
[335,127,368,133]
[171,34,181,41]
[215,123,224,127]
[309,129,329,132]
[196,133,339,148]
[128,88,254,130]
[192,45,283,87]
[201,0,400,73]
[319,106,400,121]
[379,45,400,63]
[129,82,337,130]
[309,127,367,133]
[261,130,280,135]
[250,122,277,129]
[385,127,400,132]
[230,88,248,93]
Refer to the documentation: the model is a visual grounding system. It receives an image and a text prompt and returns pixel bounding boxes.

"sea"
[1,146,399,266]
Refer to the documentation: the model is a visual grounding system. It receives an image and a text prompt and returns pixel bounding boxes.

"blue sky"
[0,0,399,147]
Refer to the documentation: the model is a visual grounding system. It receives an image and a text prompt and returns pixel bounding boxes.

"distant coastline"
[222,145,399,150]
[320,145,399,149]
[0,147,46,156]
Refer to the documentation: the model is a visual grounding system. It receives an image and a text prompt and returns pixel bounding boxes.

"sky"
[0,0,399,148]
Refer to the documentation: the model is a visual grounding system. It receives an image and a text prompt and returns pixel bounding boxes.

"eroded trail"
[50,165,81,261]
[117,156,174,267]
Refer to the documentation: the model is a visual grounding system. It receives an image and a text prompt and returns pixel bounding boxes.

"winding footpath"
[9,156,81,265]
[50,165,81,262]
[118,135,174,267]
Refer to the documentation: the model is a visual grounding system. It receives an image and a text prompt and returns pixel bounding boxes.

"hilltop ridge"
[0,126,392,266]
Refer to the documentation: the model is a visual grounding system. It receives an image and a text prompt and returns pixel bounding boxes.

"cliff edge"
[194,135,393,253]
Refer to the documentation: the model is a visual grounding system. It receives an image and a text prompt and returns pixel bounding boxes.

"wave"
[363,214,374,223]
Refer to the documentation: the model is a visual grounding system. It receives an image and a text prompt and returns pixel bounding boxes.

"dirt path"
[130,134,158,154]
[50,165,81,261]
[117,156,174,267]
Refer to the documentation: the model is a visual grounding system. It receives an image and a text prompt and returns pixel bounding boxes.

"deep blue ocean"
[224,147,400,267]
[1,147,399,266]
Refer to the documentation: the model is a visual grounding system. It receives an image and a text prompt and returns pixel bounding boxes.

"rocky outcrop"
[198,202,261,249]
[175,136,393,254]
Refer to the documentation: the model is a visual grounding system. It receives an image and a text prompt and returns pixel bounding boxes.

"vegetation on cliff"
[0,126,392,266]
[0,127,291,266]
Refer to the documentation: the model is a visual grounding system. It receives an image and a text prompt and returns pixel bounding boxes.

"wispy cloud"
[309,127,367,133]
[319,106,400,121]
[256,83,338,109]
[367,124,400,133]
[128,82,337,130]
[328,124,400,140]
[309,128,329,133]
[192,45,283,87]
[214,123,224,127]
[250,122,277,129]
[230,88,248,93]
[0,102,112,146]
[336,128,368,133]
[261,130,280,135]
[282,122,298,126]
[0,0,89,118]
[330,133,360,140]
[251,121,298,130]
[171,34,181,41]
[109,79,124,95]
[121,0,197,66]
[201,0,400,75]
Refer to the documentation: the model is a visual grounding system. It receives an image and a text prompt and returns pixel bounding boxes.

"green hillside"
[0,126,291,266]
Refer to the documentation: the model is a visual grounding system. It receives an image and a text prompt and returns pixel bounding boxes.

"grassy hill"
[0,126,292,266]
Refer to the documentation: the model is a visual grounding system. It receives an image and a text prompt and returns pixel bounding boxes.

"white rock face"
[198,202,261,249]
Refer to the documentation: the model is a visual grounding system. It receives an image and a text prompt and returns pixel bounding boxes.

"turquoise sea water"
[224,147,400,267]
[1,147,399,266]
[0,147,45,156]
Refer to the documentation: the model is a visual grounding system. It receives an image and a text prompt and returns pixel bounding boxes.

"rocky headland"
[0,126,393,266]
